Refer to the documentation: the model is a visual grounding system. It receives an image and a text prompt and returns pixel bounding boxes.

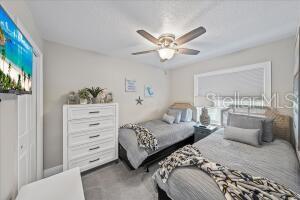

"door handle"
[89,158,100,163]
[89,146,100,151]
[89,111,100,114]
[89,123,100,126]
[89,134,100,139]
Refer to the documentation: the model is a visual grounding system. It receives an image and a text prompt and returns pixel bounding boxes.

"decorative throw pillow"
[227,113,264,144]
[263,118,274,142]
[162,113,175,124]
[224,126,261,147]
[227,112,274,143]
[167,109,182,124]
[180,108,193,122]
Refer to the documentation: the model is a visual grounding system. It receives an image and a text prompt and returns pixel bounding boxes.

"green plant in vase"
[78,88,90,104]
[87,87,104,104]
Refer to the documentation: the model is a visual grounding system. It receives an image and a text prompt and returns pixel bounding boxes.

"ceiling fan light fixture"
[158,48,175,60]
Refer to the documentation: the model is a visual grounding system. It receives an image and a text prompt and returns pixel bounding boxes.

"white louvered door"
[18,94,36,189]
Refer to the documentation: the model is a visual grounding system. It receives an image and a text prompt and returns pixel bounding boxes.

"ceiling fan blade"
[131,49,156,55]
[177,48,200,55]
[175,26,206,45]
[160,59,167,62]
[137,30,159,45]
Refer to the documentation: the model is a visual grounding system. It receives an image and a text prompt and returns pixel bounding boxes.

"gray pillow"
[180,108,193,122]
[167,109,182,124]
[227,113,264,144]
[224,126,261,147]
[263,118,274,142]
[162,113,175,124]
[227,112,274,143]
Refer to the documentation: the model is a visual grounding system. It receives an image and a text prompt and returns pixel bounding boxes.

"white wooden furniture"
[16,168,85,200]
[63,103,118,172]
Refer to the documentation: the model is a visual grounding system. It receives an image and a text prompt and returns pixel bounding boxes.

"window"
[194,62,271,125]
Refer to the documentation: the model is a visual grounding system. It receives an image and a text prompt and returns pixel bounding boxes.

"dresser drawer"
[69,137,115,160]
[69,148,115,170]
[68,106,115,120]
[68,117,115,134]
[69,128,115,146]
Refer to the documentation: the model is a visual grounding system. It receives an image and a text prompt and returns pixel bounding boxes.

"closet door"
[18,95,35,189]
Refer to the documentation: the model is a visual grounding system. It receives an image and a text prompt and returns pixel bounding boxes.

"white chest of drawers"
[63,103,118,172]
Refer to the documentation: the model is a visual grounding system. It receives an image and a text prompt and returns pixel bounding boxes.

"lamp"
[158,48,175,60]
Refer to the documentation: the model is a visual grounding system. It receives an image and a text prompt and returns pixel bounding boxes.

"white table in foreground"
[16,168,85,200]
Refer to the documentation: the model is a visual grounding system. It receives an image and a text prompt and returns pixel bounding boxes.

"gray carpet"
[82,161,159,200]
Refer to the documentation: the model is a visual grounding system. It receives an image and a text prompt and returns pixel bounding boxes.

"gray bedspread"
[154,128,300,200]
[119,119,196,169]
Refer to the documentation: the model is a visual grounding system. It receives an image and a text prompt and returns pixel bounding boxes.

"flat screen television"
[0,5,33,94]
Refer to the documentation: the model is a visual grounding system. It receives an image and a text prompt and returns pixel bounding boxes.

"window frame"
[194,61,272,126]
[194,61,272,102]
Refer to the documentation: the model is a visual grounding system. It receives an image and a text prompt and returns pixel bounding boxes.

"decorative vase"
[105,92,113,103]
[91,97,98,104]
[67,91,77,104]
[200,107,210,126]
[80,98,88,104]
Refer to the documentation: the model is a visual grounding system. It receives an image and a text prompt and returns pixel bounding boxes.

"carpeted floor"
[82,161,159,200]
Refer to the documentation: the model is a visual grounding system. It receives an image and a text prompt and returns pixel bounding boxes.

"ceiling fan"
[132,26,206,62]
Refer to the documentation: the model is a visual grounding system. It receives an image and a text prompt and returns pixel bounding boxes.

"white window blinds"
[194,62,271,98]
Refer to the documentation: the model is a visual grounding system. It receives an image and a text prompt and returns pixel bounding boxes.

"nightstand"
[194,125,218,142]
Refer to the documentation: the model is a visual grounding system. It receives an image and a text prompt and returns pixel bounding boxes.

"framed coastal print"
[144,84,154,97]
[125,79,136,92]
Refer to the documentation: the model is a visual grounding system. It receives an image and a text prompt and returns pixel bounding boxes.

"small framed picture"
[125,79,136,92]
[144,84,154,97]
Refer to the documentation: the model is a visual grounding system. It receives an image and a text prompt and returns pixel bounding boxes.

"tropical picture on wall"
[0,5,33,94]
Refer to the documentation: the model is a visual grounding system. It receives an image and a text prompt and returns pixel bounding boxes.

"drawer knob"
[89,146,100,151]
[89,111,100,114]
[89,158,100,163]
[89,134,100,139]
[89,123,100,127]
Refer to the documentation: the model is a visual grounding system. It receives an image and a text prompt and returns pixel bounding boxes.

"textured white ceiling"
[28,0,300,69]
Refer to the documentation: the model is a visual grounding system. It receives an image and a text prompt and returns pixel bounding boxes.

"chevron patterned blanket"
[158,145,300,200]
[120,123,158,151]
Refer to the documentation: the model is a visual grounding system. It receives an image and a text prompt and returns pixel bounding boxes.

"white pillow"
[180,108,193,122]
[162,113,175,124]
[167,109,182,124]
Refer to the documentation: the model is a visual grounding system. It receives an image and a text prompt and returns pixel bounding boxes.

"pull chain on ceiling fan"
[132,26,206,62]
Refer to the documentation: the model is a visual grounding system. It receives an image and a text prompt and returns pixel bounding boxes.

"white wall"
[43,41,170,169]
[170,36,296,115]
[0,1,43,50]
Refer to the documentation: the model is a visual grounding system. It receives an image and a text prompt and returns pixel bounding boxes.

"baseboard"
[43,165,63,178]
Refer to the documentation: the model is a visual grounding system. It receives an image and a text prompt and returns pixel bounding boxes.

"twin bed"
[118,104,300,199]
[154,128,300,200]
[118,103,196,170]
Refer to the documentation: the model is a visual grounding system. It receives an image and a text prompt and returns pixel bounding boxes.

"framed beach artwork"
[0,5,33,94]
[144,84,154,97]
[125,79,136,92]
